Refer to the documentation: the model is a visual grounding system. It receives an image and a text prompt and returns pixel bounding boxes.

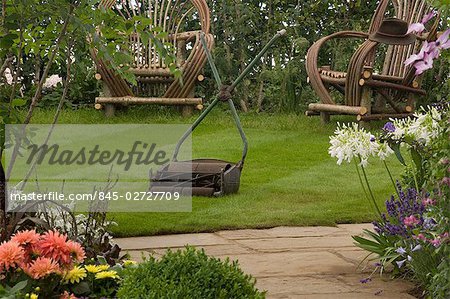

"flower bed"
[0,230,263,298]
[329,103,450,298]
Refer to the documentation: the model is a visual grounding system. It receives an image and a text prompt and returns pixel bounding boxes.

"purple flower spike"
[360,277,372,284]
[383,122,395,133]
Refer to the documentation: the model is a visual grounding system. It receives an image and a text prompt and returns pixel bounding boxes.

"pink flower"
[407,23,425,34]
[407,11,436,34]
[435,29,450,50]
[66,240,86,263]
[404,215,420,227]
[25,257,60,279]
[439,158,449,165]
[11,230,40,246]
[422,197,435,206]
[422,11,437,24]
[0,241,25,271]
[413,233,427,241]
[442,177,450,186]
[414,53,434,75]
[429,238,441,247]
[405,41,429,66]
[39,231,71,265]
[60,291,78,299]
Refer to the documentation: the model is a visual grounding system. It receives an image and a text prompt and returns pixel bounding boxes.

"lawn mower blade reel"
[150,159,241,197]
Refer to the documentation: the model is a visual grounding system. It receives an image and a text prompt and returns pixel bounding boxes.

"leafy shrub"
[117,247,265,299]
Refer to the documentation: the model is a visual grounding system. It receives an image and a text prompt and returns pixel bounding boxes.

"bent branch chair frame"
[91,0,214,116]
[305,0,439,123]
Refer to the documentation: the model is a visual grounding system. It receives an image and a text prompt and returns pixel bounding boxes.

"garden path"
[115,224,415,298]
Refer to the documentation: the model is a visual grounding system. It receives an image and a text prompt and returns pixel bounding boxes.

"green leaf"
[390,143,406,166]
[410,147,423,173]
[9,280,28,293]
[97,256,108,265]
[11,98,27,107]
[72,281,91,295]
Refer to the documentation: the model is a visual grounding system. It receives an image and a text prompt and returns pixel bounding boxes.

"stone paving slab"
[234,235,355,251]
[115,224,415,298]
[116,232,231,250]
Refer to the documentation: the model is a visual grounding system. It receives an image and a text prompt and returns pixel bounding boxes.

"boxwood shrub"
[117,247,265,299]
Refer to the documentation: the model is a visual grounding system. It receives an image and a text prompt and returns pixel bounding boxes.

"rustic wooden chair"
[91,0,214,117]
[305,0,439,123]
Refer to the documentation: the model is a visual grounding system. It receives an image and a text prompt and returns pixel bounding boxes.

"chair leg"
[359,86,372,127]
[181,105,193,117]
[104,104,115,118]
[320,112,330,124]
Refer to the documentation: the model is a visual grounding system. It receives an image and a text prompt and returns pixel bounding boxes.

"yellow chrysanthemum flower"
[97,265,110,271]
[84,264,109,273]
[30,294,38,299]
[95,270,119,280]
[63,266,87,284]
[122,260,137,267]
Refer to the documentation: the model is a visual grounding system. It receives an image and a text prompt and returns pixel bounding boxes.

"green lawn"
[26,107,402,237]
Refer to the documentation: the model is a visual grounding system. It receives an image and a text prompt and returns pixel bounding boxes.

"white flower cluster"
[329,123,393,167]
[389,107,443,146]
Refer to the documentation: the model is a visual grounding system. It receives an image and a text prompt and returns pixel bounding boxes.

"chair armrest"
[306,31,369,105]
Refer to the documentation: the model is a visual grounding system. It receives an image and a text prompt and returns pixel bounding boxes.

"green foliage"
[117,247,265,299]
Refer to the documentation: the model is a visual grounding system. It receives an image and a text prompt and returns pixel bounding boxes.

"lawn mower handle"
[171,29,286,165]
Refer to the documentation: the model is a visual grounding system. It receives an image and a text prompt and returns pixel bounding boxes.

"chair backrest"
[368,0,433,78]
[99,0,211,70]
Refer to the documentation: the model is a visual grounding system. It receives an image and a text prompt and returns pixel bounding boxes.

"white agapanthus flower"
[389,106,443,146]
[329,123,392,167]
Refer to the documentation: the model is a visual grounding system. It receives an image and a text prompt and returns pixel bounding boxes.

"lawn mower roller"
[150,29,286,197]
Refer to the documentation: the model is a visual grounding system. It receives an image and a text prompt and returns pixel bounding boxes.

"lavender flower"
[373,185,425,237]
